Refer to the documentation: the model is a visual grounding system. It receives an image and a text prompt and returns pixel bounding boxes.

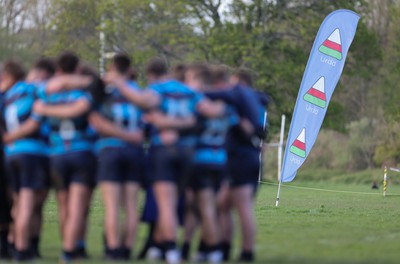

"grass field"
[2,180,400,263]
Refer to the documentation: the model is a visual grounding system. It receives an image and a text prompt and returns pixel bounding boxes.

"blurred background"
[1,0,399,181]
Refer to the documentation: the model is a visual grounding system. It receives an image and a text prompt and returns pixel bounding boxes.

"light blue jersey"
[2,81,47,156]
[193,105,238,167]
[149,79,203,147]
[95,81,143,152]
[40,87,93,156]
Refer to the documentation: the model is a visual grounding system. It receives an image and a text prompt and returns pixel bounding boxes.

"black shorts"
[0,152,12,224]
[50,151,96,190]
[187,165,225,192]
[5,154,50,192]
[149,146,193,185]
[97,146,144,184]
[228,147,260,189]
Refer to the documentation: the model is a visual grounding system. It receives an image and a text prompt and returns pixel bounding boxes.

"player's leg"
[98,148,122,258]
[14,188,35,256]
[60,152,95,261]
[153,181,178,245]
[50,157,69,240]
[120,147,142,259]
[12,155,44,260]
[151,147,179,250]
[30,156,50,258]
[121,182,140,258]
[229,149,260,262]
[181,189,197,261]
[30,189,48,257]
[62,183,90,254]
[216,180,233,261]
[101,182,121,252]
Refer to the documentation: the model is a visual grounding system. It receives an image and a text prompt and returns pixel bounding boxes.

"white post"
[277,114,286,181]
[275,180,282,208]
[258,111,268,184]
[99,15,106,76]
[383,166,387,197]
[276,114,286,208]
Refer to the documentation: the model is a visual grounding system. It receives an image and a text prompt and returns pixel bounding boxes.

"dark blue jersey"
[39,86,93,156]
[206,85,267,149]
[193,104,238,167]
[2,81,47,156]
[149,79,203,147]
[95,81,143,151]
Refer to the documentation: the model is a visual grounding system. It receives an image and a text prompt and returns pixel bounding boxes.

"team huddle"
[0,52,268,263]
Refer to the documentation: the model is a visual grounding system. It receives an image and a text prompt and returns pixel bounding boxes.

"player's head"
[145,57,168,83]
[185,63,212,91]
[0,60,26,92]
[79,62,106,104]
[210,64,231,90]
[57,51,79,74]
[171,63,187,82]
[231,68,254,87]
[109,53,131,76]
[27,57,56,82]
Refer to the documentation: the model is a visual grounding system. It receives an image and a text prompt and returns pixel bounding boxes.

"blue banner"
[281,9,360,182]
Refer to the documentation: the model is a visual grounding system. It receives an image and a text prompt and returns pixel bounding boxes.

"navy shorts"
[187,165,225,192]
[5,154,50,192]
[149,146,193,185]
[97,146,144,183]
[50,151,96,190]
[228,147,260,189]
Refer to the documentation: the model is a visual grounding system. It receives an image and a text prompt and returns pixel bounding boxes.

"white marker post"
[275,115,286,208]
[383,166,387,197]
[278,115,286,181]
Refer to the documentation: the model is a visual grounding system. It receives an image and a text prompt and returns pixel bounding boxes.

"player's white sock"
[166,249,181,264]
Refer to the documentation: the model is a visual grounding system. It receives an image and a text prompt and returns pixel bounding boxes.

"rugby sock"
[120,246,131,260]
[0,230,8,256]
[239,251,254,262]
[30,236,41,258]
[164,240,177,252]
[14,249,34,261]
[220,241,231,261]
[105,247,121,260]
[198,240,207,254]
[61,250,75,262]
[75,240,89,259]
[181,241,190,260]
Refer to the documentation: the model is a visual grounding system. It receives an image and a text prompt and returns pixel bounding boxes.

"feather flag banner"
[280,10,360,184]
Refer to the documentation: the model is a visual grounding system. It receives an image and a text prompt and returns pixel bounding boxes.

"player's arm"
[2,118,39,144]
[143,111,196,130]
[89,112,143,144]
[46,75,93,94]
[103,72,160,109]
[196,99,226,118]
[33,99,90,119]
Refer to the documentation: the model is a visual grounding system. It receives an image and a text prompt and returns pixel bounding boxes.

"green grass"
[3,181,400,263]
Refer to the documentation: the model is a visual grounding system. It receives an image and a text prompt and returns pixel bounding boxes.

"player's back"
[149,79,203,147]
[3,81,47,156]
[96,81,143,151]
[43,89,93,155]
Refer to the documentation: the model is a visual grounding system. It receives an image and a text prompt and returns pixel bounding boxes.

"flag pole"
[275,115,285,208]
